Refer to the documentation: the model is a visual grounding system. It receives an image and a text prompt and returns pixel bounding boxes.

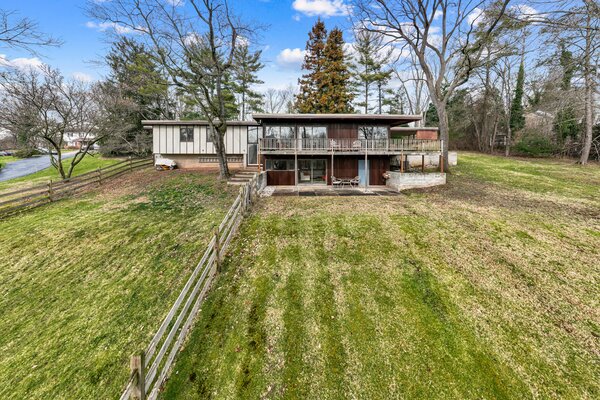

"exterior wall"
[405,151,457,167]
[263,155,390,186]
[159,154,245,170]
[153,124,249,156]
[386,172,446,191]
[415,130,438,140]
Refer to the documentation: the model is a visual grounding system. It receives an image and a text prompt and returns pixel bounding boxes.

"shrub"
[14,148,39,158]
[515,134,557,157]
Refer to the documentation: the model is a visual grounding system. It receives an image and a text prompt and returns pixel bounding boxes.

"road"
[0,152,77,182]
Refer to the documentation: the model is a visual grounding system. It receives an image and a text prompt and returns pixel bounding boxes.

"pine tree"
[321,28,354,113]
[352,29,392,113]
[509,60,525,132]
[296,20,327,113]
[231,44,264,120]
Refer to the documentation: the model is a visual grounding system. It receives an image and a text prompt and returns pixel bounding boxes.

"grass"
[0,155,20,169]
[161,153,600,399]
[0,168,238,399]
[0,154,122,192]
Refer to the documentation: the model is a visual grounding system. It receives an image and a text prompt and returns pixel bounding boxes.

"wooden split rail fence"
[120,172,264,400]
[0,157,153,218]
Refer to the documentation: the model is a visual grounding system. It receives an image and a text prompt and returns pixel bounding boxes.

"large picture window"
[179,126,194,142]
[266,159,295,171]
[299,126,327,139]
[359,126,388,140]
[265,126,295,139]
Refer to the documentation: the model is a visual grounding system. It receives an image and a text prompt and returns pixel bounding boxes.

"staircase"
[227,169,258,185]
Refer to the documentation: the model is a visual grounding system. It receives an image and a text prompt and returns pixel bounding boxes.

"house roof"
[141,120,259,128]
[251,113,423,126]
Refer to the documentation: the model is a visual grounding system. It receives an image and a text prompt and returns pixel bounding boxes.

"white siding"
[153,123,252,158]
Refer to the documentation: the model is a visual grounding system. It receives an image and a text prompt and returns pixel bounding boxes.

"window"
[247,126,260,165]
[300,126,327,139]
[179,126,194,142]
[265,126,296,139]
[266,159,295,171]
[359,126,388,140]
[207,127,214,143]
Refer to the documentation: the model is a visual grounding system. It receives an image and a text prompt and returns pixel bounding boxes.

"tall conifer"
[322,28,354,113]
[296,20,327,113]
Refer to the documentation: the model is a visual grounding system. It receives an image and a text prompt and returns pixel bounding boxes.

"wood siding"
[152,124,250,155]
[369,156,390,185]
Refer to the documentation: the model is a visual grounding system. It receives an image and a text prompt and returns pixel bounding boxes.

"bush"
[515,134,557,157]
[14,148,39,158]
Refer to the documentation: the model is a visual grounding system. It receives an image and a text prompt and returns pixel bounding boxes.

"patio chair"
[350,176,360,187]
[330,139,340,150]
[331,176,342,188]
[352,140,362,151]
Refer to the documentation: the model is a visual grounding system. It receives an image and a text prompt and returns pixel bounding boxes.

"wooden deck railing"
[259,138,442,153]
[119,172,264,400]
[0,157,153,218]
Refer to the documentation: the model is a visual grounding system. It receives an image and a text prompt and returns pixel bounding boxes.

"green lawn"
[0,155,20,169]
[0,154,122,192]
[0,169,238,399]
[162,153,600,399]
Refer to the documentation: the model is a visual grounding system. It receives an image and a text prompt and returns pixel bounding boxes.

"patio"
[264,185,402,197]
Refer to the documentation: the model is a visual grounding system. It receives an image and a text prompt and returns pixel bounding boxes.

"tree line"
[0,0,597,181]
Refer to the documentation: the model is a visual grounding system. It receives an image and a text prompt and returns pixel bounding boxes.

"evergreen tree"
[559,43,576,91]
[296,20,328,113]
[321,28,354,113]
[231,44,264,120]
[103,37,171,155]
[509,60,525,132]
[352,29,392,113]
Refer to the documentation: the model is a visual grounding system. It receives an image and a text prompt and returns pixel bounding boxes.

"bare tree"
[524,0,600,164]
[0,9,61,54]
[353,0,510,170]
[0,66,125,179]
[88,0,259,179]
[393,52,431,118]
[262,86,297,114]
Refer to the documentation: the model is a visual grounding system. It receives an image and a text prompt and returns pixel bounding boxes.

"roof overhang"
[141,120,259,129]
[251,113,422,126]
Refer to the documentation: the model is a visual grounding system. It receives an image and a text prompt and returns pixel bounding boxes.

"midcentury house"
[143,113,446,189]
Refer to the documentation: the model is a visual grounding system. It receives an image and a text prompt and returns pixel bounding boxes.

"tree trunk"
[436,101,450,172]
[505,124,512,156]
[579,10,594,165]
[214,125,231,179]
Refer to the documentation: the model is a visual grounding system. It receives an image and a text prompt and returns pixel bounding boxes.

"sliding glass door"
[298,159,327,184]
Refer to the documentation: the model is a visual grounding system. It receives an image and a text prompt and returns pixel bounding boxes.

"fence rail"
[0,157,153,218]
[120,172,264,400]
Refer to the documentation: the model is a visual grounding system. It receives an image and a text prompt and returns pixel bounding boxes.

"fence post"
[97,168,102,186]
[214,227,221,273]
[129,156,133,172]
[130,351,145,400]
[440,154,444,174]
[47,180,54,202]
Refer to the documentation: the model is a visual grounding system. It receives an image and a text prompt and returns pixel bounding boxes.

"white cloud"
[0,54,43,70]
[511,4,540,21]
[467,7,484,26]
[277,48,306,69]
[292,0,351,17]
[292,14,301,22]
[85,21,135,35]
[166,0,184,5]
[72,72,94,82]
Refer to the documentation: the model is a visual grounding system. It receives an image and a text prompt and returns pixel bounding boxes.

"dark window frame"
[179,126,194,142]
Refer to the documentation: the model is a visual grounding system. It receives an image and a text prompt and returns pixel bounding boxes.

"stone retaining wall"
[386,171,446,191]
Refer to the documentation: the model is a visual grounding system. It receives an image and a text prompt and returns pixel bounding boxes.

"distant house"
[64,132,98,150]
[143,113,446,188]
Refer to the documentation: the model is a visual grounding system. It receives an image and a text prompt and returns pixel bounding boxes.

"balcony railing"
[259,138,442,153]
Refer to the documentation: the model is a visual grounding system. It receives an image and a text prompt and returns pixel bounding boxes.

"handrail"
[259,138,441,152]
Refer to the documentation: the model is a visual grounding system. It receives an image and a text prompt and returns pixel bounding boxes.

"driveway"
[0,152,77,182]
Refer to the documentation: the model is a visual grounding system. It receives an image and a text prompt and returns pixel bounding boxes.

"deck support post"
[294,138,298,190]
[440,154,444,173]
[330,150,334,185]
[421,155,425,173]
[400,152,404,173]
[364,142,368,192]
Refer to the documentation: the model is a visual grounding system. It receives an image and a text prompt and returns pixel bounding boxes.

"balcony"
[259,138,442,155]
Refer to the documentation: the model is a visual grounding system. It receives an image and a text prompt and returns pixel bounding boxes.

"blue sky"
[0,0,354,90]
